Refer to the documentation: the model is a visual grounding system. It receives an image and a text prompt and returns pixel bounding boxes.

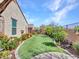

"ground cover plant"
[18,34,64,59]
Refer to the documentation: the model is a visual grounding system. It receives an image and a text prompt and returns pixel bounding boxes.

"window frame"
[11,18,17,35]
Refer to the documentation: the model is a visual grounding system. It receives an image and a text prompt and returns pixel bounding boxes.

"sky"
[18,0,79,26]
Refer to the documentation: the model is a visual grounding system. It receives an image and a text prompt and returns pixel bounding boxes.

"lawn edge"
[15,41,25,59]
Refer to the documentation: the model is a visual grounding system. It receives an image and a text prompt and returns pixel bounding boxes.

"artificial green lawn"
[18,34,64,59]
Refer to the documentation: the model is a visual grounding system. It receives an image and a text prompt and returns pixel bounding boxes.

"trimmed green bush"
[45,25,67,43]
[51,31,67,43]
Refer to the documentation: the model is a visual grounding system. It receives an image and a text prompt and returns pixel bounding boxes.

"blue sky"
[18,0,79,26]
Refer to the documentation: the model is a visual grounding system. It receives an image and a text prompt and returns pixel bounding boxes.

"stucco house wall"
[1,1,28,37]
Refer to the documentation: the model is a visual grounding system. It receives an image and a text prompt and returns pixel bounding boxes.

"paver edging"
[15,36,33,59]
[15,41,25,59]
[31,52,78,59]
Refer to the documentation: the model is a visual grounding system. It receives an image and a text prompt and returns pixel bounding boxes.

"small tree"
[51,31,67,43]
[45,25,67,44]
[45,26,53,36]
[74,26,79,31]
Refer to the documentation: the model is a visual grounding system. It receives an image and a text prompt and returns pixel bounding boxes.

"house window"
[12,18,17,35]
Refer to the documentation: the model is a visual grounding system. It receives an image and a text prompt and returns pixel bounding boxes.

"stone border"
[31,52,78,59]
[15,41,25,59]
[57,46,79,59]
[15,38,79,59]
[15,37,33,59]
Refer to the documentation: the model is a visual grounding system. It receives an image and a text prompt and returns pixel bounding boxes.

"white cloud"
[44,0,78,24]
[53,4,77,23]
[67,0,77,5]
[47,0,62,11]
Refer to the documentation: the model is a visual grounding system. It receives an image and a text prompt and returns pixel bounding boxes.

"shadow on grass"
[43,42,56,47]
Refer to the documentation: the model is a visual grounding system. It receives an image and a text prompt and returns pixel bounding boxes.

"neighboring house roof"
[0,0,28,24]
[28,24,34,28]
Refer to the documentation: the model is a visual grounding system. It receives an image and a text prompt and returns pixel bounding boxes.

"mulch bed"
[10,50,16,59]
[60,40,79,58]
[65,47,79,58]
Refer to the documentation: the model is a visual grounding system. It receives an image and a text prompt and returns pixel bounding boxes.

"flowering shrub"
[0,33,19,50]
[20,33,32,41]
[0,33,9,41]
[0,33,32,50]
[0,50,10,59]
[0,33,9,50]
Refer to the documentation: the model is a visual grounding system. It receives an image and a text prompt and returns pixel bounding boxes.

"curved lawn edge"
[15,41,26,59]
[15,36,33,59]
[18,35,65,59]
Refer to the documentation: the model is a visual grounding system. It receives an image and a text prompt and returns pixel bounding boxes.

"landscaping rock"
[0,48,4,51]
[31,52,79,59]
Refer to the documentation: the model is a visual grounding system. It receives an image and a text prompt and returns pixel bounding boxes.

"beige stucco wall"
[1,1,28,37]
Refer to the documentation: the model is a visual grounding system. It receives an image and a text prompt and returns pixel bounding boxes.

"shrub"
[9,37,20,46]
[0,33,9,41]
[73,42,79,54]
[20,33,28,41]
[45,25,67,43]
[0,33,9,50]
[8,40,17,50]
[0,40,2,48]
[0,50,10,59]
[51,31,68,43]
[0,34,19,50]
[1,41,9,50]
[32,32,37,35]
[20,33,32,41]
[74,26,79,32]
[45,26,53,36]
[0,33,32,50]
